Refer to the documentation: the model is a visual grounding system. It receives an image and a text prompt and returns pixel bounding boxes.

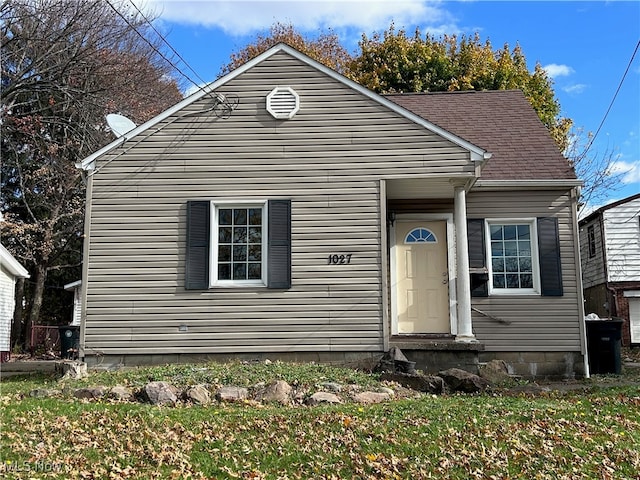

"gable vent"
[267,86,299,119]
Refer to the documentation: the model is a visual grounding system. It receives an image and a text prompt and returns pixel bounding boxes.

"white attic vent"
[267,86,299,119]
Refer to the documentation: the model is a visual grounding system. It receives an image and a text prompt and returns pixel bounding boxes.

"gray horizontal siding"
[467,190,582,351]
[85,51,475,356]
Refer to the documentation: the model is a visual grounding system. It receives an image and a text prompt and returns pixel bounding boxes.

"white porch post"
[453,184,477,342]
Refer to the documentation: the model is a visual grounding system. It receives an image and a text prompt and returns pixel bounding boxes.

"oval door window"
[404,227,437,244]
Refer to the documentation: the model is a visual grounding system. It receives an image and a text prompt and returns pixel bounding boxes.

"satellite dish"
[106,113,137,138]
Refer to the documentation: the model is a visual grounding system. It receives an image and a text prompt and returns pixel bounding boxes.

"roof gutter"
[0,245,30,278]
[474,179,583,190]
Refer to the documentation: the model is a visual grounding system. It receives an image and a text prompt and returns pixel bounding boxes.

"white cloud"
[563,83,587,94]
[542,63,574,78]
[183,82,208,97]
[137,0,450,36]
[609,160,640,184]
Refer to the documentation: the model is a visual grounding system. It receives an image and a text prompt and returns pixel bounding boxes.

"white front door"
[395,220,450,334]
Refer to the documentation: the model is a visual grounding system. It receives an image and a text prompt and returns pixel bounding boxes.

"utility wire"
[104,0,213,97]
[583,40,639,156]
[126,0,210,88]
[91,0,239,178]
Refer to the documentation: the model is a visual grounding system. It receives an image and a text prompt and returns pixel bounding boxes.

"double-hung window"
[213,203,266,285]
[185,199,291,290]
[468,216,562,297]
[486,219,540,295]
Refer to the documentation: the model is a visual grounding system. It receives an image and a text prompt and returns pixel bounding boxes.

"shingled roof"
[385,90,576,181]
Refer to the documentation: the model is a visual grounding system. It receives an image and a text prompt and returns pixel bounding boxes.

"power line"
[104,0,212,97]
[583,40,640,156]
[126,0,210,88]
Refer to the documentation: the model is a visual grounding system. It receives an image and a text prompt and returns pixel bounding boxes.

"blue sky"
[137,0,639,212]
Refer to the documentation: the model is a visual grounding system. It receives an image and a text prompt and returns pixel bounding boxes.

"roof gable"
[79,43,487,170]
[579,192,640,225]
[385,90,576,181]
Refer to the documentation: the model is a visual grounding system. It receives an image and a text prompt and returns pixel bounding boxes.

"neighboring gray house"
[579,193,640,345]
[77,44,586,379]
[0,244,30,361]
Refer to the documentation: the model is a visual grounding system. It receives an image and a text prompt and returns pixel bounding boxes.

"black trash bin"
[586,319,623,374]
[59,325,80,359]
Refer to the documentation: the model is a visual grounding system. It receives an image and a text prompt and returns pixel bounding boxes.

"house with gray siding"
[579,193,640,345]
[77,44,586,379]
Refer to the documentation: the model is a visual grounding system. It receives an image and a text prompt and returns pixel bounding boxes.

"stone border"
[26,366,501,407]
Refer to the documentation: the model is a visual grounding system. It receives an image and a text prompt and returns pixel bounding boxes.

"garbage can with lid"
[59,325,80,359]
[585,319,623,374]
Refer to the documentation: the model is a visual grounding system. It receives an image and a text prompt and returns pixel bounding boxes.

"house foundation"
[478,351,586,380]
[84,347,586,380]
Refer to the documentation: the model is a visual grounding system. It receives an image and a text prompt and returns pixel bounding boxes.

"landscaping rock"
[438,368,490,393]
[379,387,395,396]
[73,386,107,399]
[353,391,390,404]
[109,386,134,401]
[185,384,211,405]
[144,381,178,405]
[216,386,248,403]
[256,380,292,404]
[375,347,416,374]
[29,388,60,398]
[293,389,307,404]
[344,384,361,393]
[57,361,88,380]
[252,381,266,391]
[380,372,445,394]
[305,392,342,406]
[478,359,512,384]
[320,382,342,393]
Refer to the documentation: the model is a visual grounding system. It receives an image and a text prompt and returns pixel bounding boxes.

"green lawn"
[1,363,639,479]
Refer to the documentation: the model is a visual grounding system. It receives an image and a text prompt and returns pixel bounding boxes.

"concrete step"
[0,361,58,379]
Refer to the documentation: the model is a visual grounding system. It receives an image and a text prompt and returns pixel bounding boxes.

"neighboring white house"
[580,193,640,345]
[0,244,30,360]
[64,280,82,326]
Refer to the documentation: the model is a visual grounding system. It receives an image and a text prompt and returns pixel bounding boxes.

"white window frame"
[210,200,268,287]
[404,227,438,244]
[485,218,541,296]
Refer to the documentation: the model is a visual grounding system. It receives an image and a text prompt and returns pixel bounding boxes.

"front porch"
[384,176,478,345]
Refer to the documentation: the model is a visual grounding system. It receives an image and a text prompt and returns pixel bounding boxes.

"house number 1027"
[328,254,352,265]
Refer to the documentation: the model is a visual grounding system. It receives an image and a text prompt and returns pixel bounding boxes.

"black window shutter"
[185,201,210,290]
[467,218,488,297]
[537,217,563,296]
[267,199,292,289]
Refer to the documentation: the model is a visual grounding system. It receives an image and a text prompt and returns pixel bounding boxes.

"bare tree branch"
[1,0,183,344]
